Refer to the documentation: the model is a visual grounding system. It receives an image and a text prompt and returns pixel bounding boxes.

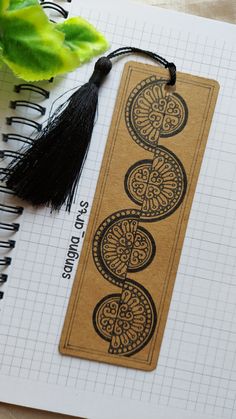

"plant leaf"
[0,0,108,81]
[0,0,10,14]
[56,17,109,65]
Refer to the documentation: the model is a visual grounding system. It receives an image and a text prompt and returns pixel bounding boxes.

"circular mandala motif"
[128,226,156,272]
[126,77,188,152]
[93,294,120,341]
[93,279,157,356]
[125,159,152,206]
[93,210,155,286]
[125,146,187,221]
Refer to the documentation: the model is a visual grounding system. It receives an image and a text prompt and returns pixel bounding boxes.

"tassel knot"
[89,57,112,88]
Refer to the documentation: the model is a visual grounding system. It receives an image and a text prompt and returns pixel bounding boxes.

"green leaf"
[0,1,108,81]
[0,0,9,14]
[6,0,38,12]
[56,17,109,65]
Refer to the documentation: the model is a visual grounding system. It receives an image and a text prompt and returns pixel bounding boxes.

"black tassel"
[5,57,112,211]
[5,47,176,212]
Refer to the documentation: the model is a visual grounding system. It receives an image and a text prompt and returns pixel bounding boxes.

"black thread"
[165,62,176,86]
[107,47,176,86]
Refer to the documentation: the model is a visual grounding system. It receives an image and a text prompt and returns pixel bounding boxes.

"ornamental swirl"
[92,75,188,357]
[125,77,188,151]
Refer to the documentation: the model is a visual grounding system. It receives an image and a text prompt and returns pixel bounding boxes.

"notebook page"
[0,1,236,419]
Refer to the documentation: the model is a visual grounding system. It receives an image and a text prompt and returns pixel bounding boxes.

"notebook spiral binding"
[0,0,71,300]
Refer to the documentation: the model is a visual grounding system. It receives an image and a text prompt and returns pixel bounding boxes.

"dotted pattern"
[125,78,188,148]
[0,1,235,418]
[93,210,141,286]
[124,147,187,221]
[108,279,157,356]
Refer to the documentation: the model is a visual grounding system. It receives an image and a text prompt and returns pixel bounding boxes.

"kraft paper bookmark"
[59,61,219,371]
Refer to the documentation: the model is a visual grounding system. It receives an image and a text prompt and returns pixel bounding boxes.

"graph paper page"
[0,1,235,418]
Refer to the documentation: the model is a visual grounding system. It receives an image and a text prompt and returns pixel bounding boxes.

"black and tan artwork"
[60,62,219,370]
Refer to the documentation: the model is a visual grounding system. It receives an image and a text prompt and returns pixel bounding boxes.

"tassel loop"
[165,62,176,86]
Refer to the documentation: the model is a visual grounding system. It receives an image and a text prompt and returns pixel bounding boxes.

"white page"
[0,1,236,419]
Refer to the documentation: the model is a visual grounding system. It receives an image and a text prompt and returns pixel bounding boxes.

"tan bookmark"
[60,62,219,371]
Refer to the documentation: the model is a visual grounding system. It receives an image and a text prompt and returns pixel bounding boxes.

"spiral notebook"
[0,1,236,419]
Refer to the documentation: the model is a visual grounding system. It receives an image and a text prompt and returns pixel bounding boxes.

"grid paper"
[0,1,236,418]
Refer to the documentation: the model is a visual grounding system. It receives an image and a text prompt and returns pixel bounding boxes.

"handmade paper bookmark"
[60,61,219,370]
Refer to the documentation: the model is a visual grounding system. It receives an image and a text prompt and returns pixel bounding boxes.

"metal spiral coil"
[10,100,46,116]
[0,0,71,300]
[40,1,69,18]
[14,84,50,98]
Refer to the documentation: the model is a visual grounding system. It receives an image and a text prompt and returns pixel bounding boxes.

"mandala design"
[92,74,188,358]
[125,77,188,151]
[124,159,152,206]
[93,294,120,341]
[93,210,156,287]
[125,146,187,221]
[161,93,188,137]
[128,226,156,273]
[93,279,157,356]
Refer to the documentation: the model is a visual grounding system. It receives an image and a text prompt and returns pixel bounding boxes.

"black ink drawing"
[92,76,188,357]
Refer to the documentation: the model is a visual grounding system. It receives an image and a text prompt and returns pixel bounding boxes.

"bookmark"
[59,61,219,370]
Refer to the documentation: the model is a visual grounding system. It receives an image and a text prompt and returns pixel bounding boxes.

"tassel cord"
[107,47,176,86]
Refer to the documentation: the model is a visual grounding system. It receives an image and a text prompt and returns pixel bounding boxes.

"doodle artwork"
[92,77,188,356]
[60,62,219,370]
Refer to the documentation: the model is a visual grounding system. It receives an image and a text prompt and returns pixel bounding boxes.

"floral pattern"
[93,280,157,356]
[93,212,156,285]
[101,218,138,280]
[125,146,187,221]
[126,77,188,151]
[92,74,188,358]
